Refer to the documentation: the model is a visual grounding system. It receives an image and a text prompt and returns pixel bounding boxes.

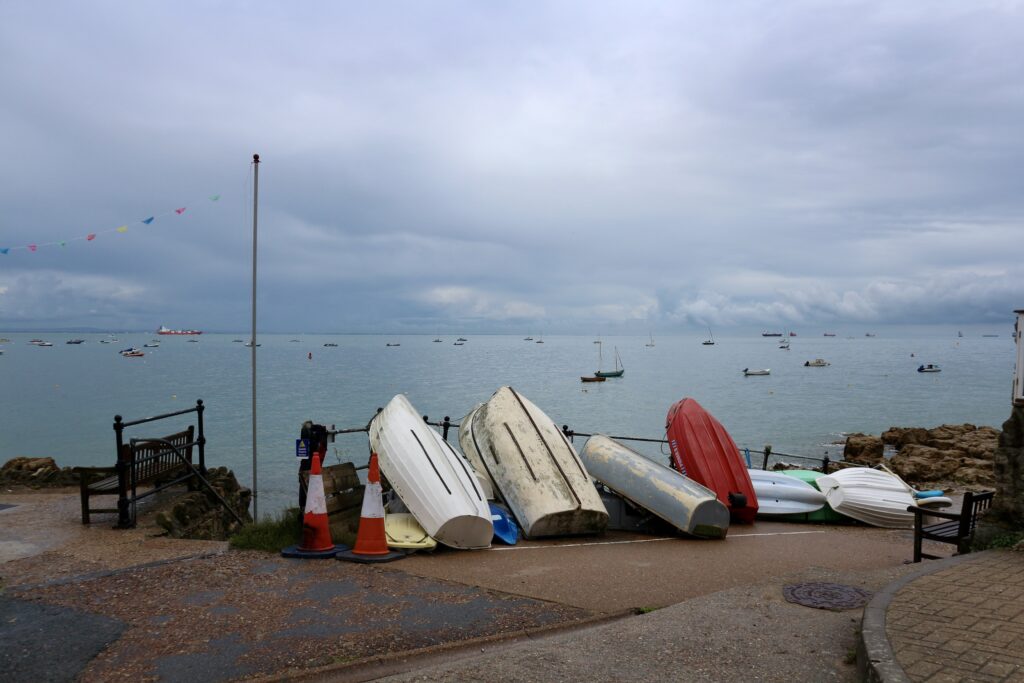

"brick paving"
[885,551,1024,682]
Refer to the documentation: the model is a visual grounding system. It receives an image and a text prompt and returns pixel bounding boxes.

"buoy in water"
[308,352,312,360]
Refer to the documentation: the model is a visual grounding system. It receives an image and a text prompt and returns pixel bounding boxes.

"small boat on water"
[157,325,202,335]
[761,331,783,337]
[594,344,624,378]
[646,332,655,347]
[457,337,468,342]
[666,397,758,523]
[823,332,836,337]
[747,469,825,516]
[702,328,714,346]
[386,343,401,347]
[143,343,160,348]
[65,339,85,345]
[120,347,144,357]
[743,368,770,376]
[459,386,608,538]
[580,435,729,538]
[778,340,790,350]
[917,363,941,373]
[580,375,606,383]
[804,358,830,367]
[370,394,492,549]
[814,467,918,528]
[323,343,338,347]
[454,341,465,346]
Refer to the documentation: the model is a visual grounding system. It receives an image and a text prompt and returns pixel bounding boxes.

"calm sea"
[1,331,1016,518]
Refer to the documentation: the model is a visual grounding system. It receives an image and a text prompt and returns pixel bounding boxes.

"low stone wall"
[153,467,253,540]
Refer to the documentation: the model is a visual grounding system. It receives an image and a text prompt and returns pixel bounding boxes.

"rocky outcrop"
[842,434,884,466]
[845,423,999,489]
[0,457,79,487]
[154,467,253,540]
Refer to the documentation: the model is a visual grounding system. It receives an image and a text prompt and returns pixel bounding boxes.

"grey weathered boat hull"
[459,387,608,538]
[579,435,730,539]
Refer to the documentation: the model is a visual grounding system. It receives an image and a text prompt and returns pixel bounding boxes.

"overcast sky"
[1,1,1022,333]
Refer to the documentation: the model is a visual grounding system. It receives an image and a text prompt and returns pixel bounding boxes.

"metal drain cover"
[783,582,872,611]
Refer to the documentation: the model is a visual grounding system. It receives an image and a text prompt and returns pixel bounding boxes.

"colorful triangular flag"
[175,207,186,215]
[86,234,96,241]
[116,226,128,233]
[28,244,37,252]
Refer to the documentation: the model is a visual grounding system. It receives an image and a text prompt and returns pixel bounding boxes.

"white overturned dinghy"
[580,435,729,539]
[748,469,826,516]
[460,386,609,538]
[370,394,492,549]
[815,467,917,528]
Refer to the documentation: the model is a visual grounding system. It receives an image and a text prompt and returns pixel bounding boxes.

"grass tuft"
[229,507,301,552]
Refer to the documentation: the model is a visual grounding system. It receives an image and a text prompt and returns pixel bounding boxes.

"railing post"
[762,444,772,470]
[442,416,451,442]
[822,455,831,474]
[113,414,131,528]
[562,424,574,442]
[196,399,206,475]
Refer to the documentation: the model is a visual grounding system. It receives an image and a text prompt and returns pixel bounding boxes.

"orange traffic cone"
[282,452,345,558]
[336,452,405,563]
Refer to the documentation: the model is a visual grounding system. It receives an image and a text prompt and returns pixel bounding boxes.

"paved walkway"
[861,550,1024,683]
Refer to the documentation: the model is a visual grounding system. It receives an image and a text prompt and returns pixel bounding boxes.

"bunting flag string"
[0,194,220,255]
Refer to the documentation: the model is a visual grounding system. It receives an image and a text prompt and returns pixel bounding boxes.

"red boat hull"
[665,397,758,523]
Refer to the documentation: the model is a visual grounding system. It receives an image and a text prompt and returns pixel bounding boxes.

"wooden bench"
[75,400,207,527]
[76,427,196,526]
[908,490,994,562]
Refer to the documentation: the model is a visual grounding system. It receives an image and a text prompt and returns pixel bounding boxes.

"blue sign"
[295,438,310,459]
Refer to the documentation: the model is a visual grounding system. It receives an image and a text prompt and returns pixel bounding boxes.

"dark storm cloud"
[1,1,1021,332]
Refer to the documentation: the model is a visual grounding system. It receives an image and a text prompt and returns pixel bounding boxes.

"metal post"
[196,399,206,474]
[442,416,451,442]
[822,455,831,474]
[250,153,260,521]
[562,425,573,442]
[762,444,772,470]
[113,414,130,528]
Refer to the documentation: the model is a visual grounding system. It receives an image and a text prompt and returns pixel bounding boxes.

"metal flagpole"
[251,153,260,520]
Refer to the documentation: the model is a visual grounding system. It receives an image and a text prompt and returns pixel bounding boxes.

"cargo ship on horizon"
[157,325,203,335]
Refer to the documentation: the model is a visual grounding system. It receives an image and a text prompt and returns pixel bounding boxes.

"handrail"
[129,437,247,527]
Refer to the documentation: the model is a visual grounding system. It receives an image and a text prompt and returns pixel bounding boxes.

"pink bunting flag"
[175,207,186,215]
[28,244,37,252]
[86,234,96,241]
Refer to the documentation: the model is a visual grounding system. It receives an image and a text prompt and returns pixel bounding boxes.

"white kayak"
[459,386,608,538]
[370,394,493,549]
[748,469,827,515]
[580,435,729,538]
[815,467,918,528]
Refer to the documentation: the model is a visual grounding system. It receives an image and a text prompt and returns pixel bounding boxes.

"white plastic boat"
[743,368,770,376]
[815,467,918,528]
[804,358,830,367]
[747,469,826,516]
[369,394,492,549]
[459,386,608,538]
[580,435,729,538]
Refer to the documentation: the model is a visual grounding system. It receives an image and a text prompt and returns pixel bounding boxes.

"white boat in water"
[747,469,826,516]
[815,467,918,528]
[369,394,492,549]
[459,386,608,538]
[580,435,729,538]
[743,368,770,376]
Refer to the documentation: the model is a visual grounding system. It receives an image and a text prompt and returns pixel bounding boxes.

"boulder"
[881,427,929,448]
[889,445,962,482]
[990,404,1024,527]
[0,457,79,487]
[843,434,884,465]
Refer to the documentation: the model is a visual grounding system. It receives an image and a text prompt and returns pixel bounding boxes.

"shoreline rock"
[844,423,998,490]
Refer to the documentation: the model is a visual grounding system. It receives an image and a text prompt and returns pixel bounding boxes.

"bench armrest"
[907,505,962,522]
